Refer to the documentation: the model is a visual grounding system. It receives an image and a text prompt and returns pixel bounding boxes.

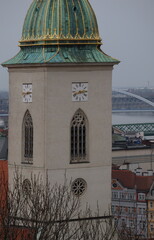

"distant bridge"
[112,89,154,112]
[113,123,154,136]
[113,89,154,107]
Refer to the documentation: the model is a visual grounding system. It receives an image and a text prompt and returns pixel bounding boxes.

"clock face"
[22,84,32,103]
[72,83,88,102]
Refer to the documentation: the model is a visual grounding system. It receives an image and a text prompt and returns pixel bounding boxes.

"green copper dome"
[2,0,120,65]
[20,0,101,46]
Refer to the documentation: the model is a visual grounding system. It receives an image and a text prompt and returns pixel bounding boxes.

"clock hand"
[22,91,32,96]
[73,90,87,97]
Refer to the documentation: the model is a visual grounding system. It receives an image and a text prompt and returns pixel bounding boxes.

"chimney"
[136,167,142,176]
[147,169,153,176]
[142,172,148,176]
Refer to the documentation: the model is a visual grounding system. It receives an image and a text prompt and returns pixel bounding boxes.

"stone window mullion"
[83,125,86,156]
[77,125,80,159]
[81,125,83,156]
[73,125,76,160]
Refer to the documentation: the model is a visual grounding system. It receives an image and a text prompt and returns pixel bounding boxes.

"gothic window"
[71,109,88,163]
[22,110,33,164]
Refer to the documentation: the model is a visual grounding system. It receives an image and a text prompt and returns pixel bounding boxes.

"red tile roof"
[112,170,154,192]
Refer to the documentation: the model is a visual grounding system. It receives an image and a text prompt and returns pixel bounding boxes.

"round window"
[112,183,117,188]
[71,178,87,196]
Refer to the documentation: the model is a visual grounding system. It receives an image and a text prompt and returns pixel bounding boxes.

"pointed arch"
[70,108,88,163]
[22,110,33,164]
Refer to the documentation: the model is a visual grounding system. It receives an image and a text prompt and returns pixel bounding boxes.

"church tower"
[3,0,119,213]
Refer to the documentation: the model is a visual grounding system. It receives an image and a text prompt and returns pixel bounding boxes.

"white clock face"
[72,83,88,102]
[22,84,32,103]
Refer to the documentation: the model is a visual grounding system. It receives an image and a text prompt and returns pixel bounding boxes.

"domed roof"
[2,0,120,65]
[19,0,101,46]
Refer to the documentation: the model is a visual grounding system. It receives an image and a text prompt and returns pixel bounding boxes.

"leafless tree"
[0,169,123,240]
[112,207,147,240]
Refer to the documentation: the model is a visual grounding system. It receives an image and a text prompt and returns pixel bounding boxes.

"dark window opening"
[22,110,33,164]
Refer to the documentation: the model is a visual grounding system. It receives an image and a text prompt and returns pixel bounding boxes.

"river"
[112,112,154,125]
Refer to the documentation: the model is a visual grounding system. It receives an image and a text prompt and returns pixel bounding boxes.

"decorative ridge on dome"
[19,0,102,47]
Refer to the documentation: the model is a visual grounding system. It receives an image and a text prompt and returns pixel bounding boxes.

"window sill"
[21,162,33,165]
[70,161,89,164]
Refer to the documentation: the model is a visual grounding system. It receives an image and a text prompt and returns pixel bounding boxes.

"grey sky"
[0,0,154,91]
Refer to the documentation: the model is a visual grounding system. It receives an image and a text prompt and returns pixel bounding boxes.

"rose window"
[71,178,87,196]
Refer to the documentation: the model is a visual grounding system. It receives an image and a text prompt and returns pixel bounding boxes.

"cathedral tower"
[3,0,119,213]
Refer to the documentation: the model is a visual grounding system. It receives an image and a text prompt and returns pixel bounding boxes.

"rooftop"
[112,170,154,192]
[2,0,119,66]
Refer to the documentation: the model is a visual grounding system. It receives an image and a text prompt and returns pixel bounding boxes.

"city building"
[0,98,8,114]
[147,182,154,238]
[112,169,154,238]
[2,0,119,214]
[0,131,8,160]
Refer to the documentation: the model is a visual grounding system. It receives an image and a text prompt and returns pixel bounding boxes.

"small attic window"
[112,183,117,188]
[151,189,154,196]
[35,7,39,11]
[23,54,28,60]
[138,193,145,201]
[63,52,69,59]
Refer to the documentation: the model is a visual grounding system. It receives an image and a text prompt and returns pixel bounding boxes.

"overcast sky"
[0,0,154,91]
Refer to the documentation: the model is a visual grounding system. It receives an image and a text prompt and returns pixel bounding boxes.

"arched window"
[71,109,88,163]
[22,110,33,164]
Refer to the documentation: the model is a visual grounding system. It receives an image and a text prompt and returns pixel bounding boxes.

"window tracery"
[71,109,88,163]
[22,110,33,164]
[71,178,87,196]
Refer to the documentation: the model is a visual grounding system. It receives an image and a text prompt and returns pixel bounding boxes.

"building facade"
[112,169,154,238]
[147,182,154,238]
